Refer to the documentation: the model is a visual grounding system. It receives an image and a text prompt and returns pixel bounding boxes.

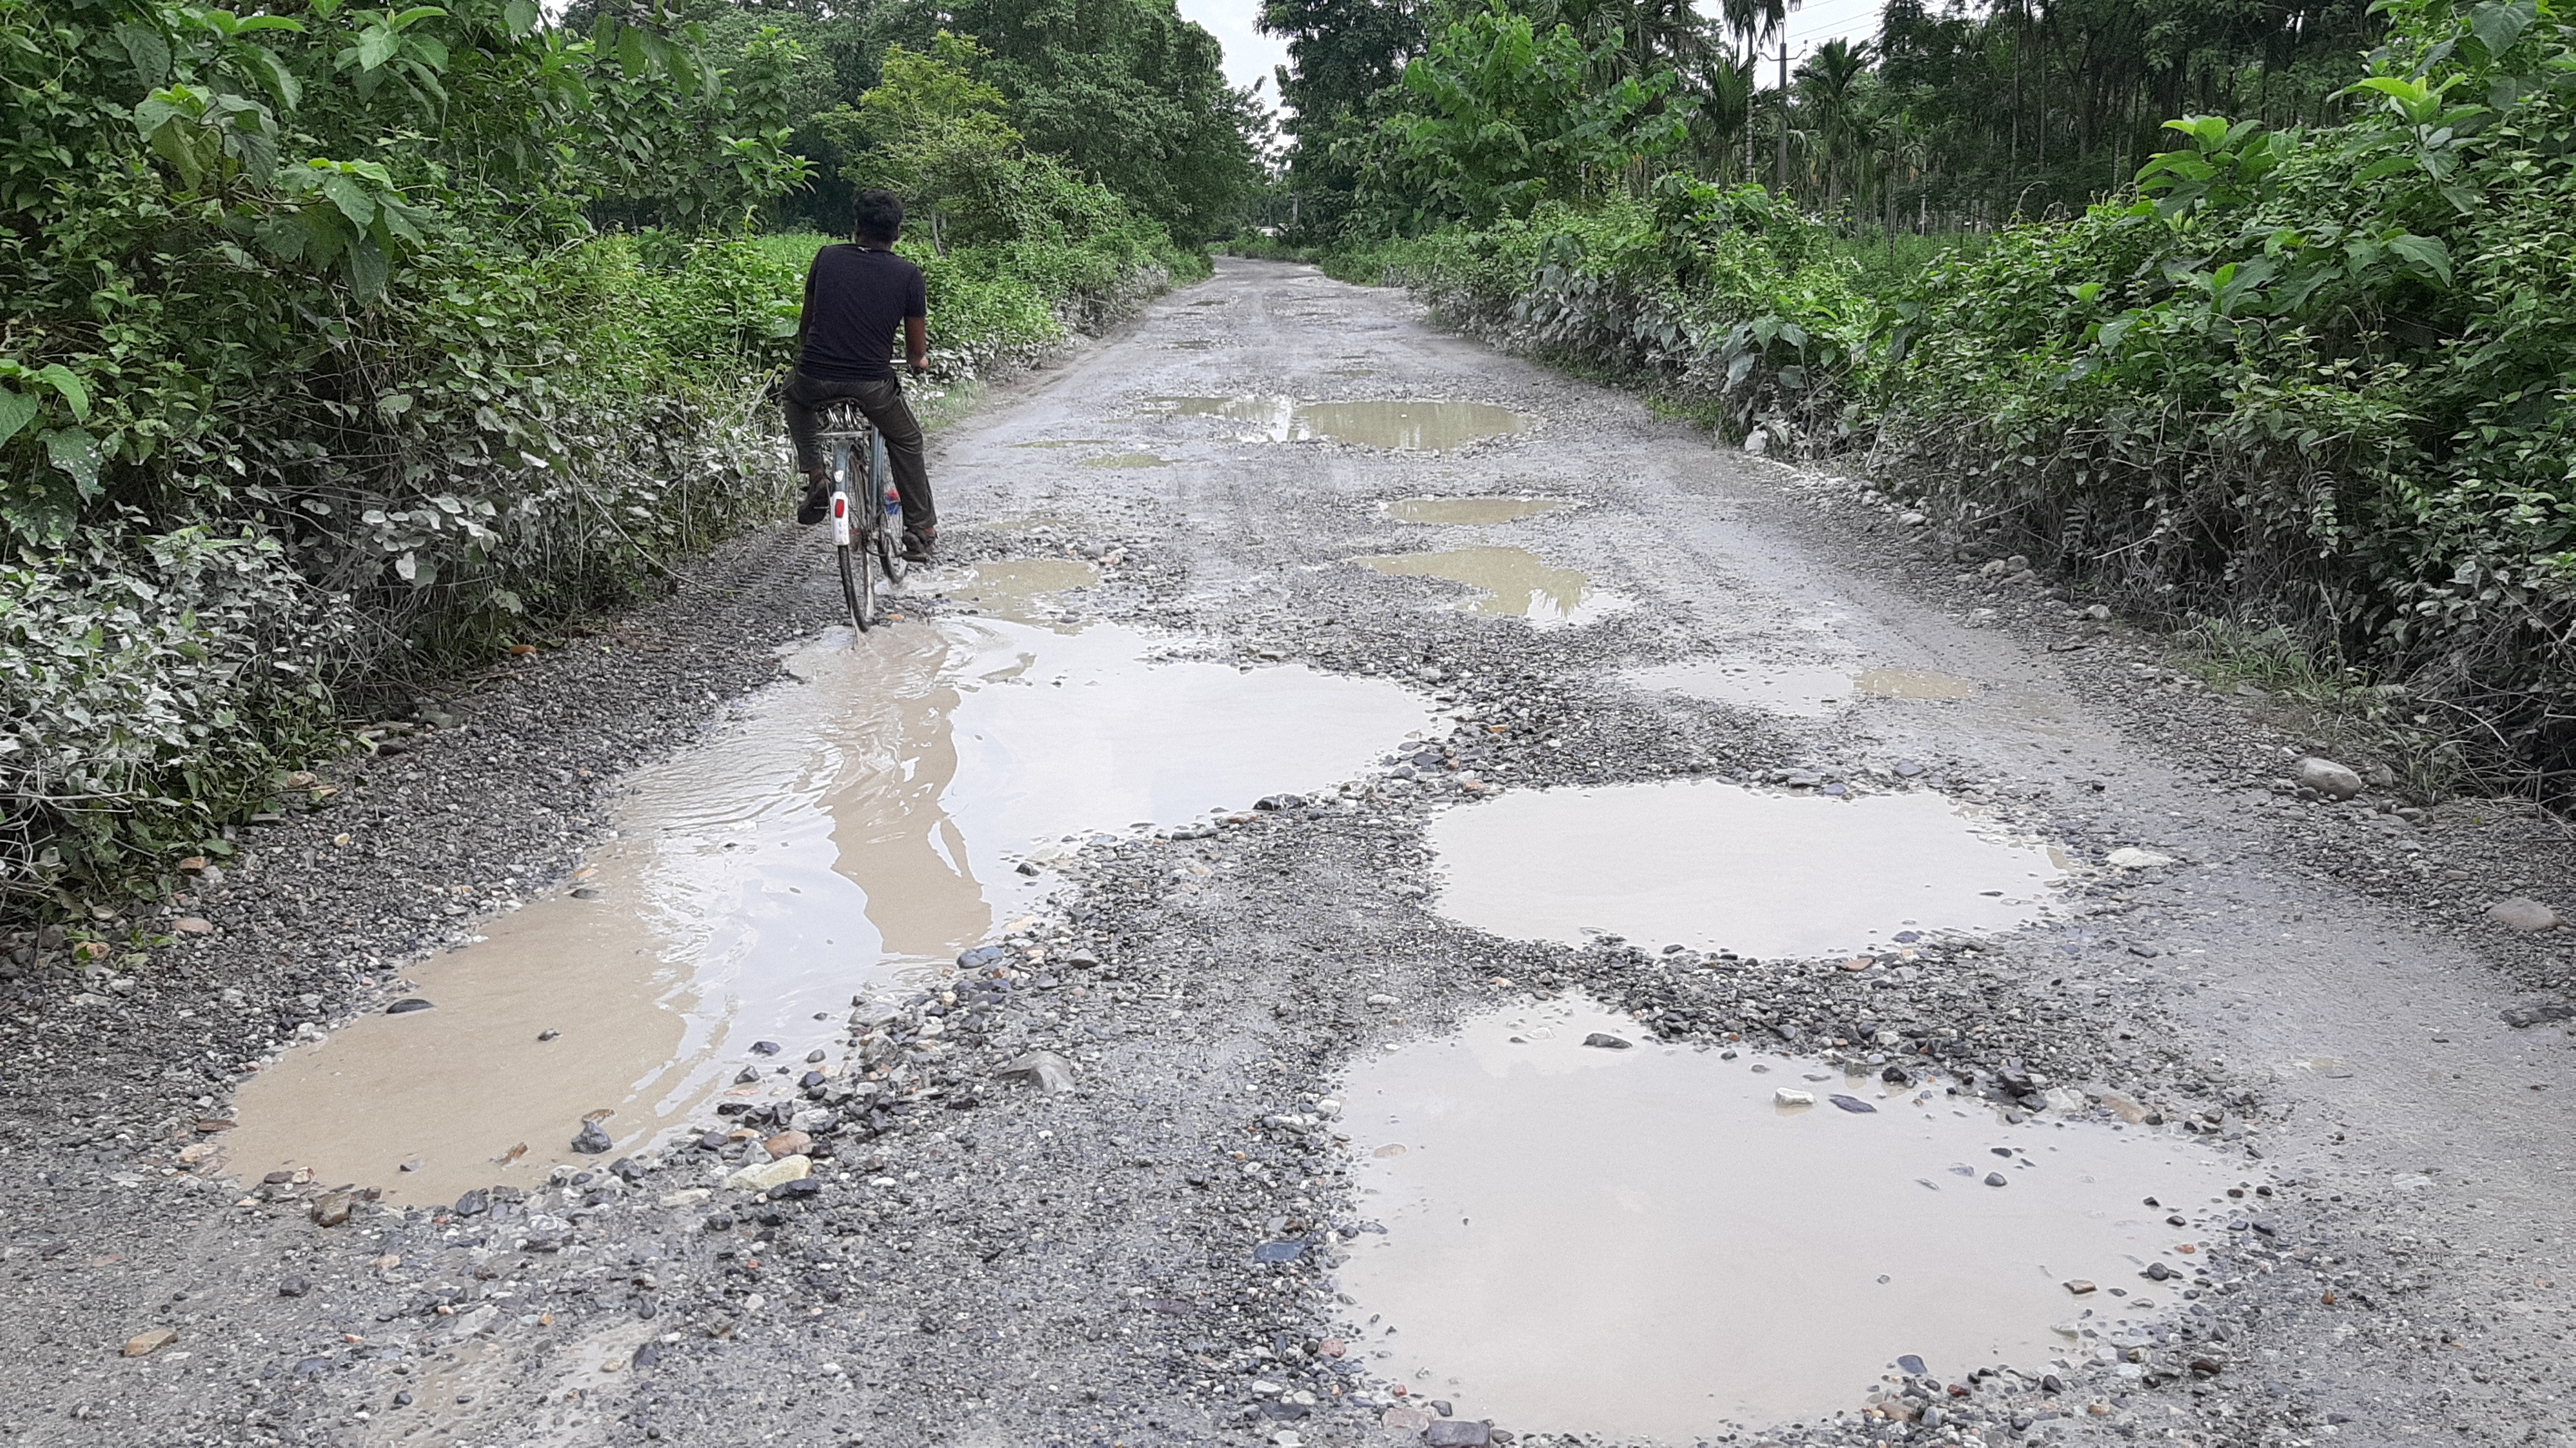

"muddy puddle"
[1385,497,1569,525]
[1625,658,1859,718]
[1339,996,2243,1439]
[1626,660,1982,717]
[224,608,1432,1203]
[925,558,1102,623]
[1152,395,1527,450]
[1856,666,1979,700]
[1084,452,1170,469]
[1426,779,2062,958]
[1356,546,1625,627]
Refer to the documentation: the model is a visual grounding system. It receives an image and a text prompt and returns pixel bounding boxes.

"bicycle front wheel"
[870,431,906,592]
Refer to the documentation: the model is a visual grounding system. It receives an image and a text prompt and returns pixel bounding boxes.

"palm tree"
[1793,35,1872,206]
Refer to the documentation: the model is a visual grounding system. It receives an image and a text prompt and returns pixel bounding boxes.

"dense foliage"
[1303,0,2575,794]
[1,0,1218,913]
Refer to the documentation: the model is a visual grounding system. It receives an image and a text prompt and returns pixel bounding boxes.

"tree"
[811,31,1021,252]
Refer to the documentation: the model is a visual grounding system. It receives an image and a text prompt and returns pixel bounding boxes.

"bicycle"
[813,400,907,632]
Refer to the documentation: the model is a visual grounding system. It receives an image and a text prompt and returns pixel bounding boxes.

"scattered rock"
[1253,1240,1307,1263]
[384,998,434,1014]
[2065,1280,2097,1295]
[277,1276,310,1297]
[2503,1003,2576,1029]
[997,1050,1077,1094]
[722,1154,810,1193]
[2487,898,2561,933]
[1254,794,1307,811]
[2294,756,2365,800]
[172,918,214,935]
[1983,1172,2009,1187]
[1828,1094,1877,1114]
[1580,1033,1631,1050]
[2106,848,2176,869]
[762,1131,812,1159]
[122,1328,177,1357]
[570,1120,613,1154]
[452,1188,489,1217]
[1774,1088,1815,1106]
[1897,1353,1927,1375]
[310,1192,354,1227]
[1426,1422,1493,1446]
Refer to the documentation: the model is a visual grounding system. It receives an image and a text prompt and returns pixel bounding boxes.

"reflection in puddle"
[1625,658,1856,718]
[1385,497,1568,525]
[1152,395,1526,450]
[1427,779,2061,957]
[1356,546,1624,627]
[225,614,1430,1203]
[1341,997,2240,1438]
[1856,666,1979,700]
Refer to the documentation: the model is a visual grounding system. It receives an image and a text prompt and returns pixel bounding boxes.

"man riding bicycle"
[785,189,937,562]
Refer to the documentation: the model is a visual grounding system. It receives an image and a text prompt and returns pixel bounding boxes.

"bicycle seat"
[815,402,872,436]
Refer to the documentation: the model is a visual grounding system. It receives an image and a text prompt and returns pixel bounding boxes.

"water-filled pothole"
[1084,452,1170,469]
[1426,780,2062,957]
[1338,996,2242,1439]
[1625,660,1983,716]
[1355,546,1625,627]
[1152,395,1527,450]
[1625,658,1859,717]
[223,612,1432,1202]
[1385,497,1569,525]
[1857,666,1979,700]
[925,559,1101,623]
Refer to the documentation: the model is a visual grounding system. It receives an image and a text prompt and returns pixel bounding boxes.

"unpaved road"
[5,256,2575,1448]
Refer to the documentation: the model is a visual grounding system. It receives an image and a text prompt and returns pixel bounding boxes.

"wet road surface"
[21,257,2576,1448]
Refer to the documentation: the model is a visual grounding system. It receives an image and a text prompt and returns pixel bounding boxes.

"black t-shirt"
[796,244,927,381]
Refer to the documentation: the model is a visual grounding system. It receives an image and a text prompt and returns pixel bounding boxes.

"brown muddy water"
[1384,497,1570,525]
[1624,659,1862,718]
[1152,396,1527,450]
[1355,547,1626,628]
[1625,660,1982,716]
[1338,996,2244,1439]
[223,598,1432,1203]
[1855,667,1980,700]
[1425,780,2063,958]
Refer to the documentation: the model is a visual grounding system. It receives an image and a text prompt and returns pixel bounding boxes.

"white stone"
[722,1154,811,1192]
[2294,756,2365,800]
[2487,897,2561,932]
[1774,1088,1816,1106]
[2106,847,2177,869]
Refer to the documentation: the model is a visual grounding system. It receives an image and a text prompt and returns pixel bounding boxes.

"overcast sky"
[1169,0,1885,114]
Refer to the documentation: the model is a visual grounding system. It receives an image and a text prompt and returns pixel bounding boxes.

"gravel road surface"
[4,257,2573,1448]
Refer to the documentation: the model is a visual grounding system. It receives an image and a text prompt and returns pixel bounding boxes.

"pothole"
[1385,497,1569,525]
[922,559,1102,624]
[1856,667,1980,700]
[1151,395,1527,450]
[1625,658,1858,717]
[1337,996,2244,1440]
[1425,780,2063,958]
[1625,660,1984,716]
[223,608,1432,1203]
[1355,546,1625,627]
[1083,452,1170,468]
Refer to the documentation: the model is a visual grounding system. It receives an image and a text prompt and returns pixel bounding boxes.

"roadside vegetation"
[1,0,1249,919]
[1251,0,2576,804]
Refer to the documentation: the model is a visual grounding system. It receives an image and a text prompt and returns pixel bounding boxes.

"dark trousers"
[782,370,935,533]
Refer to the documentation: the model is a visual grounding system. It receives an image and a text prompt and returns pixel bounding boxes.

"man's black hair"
[852,190,906,246]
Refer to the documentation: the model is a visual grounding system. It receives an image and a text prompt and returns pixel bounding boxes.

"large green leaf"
[0,388,38,449]
[43,427,103,498]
